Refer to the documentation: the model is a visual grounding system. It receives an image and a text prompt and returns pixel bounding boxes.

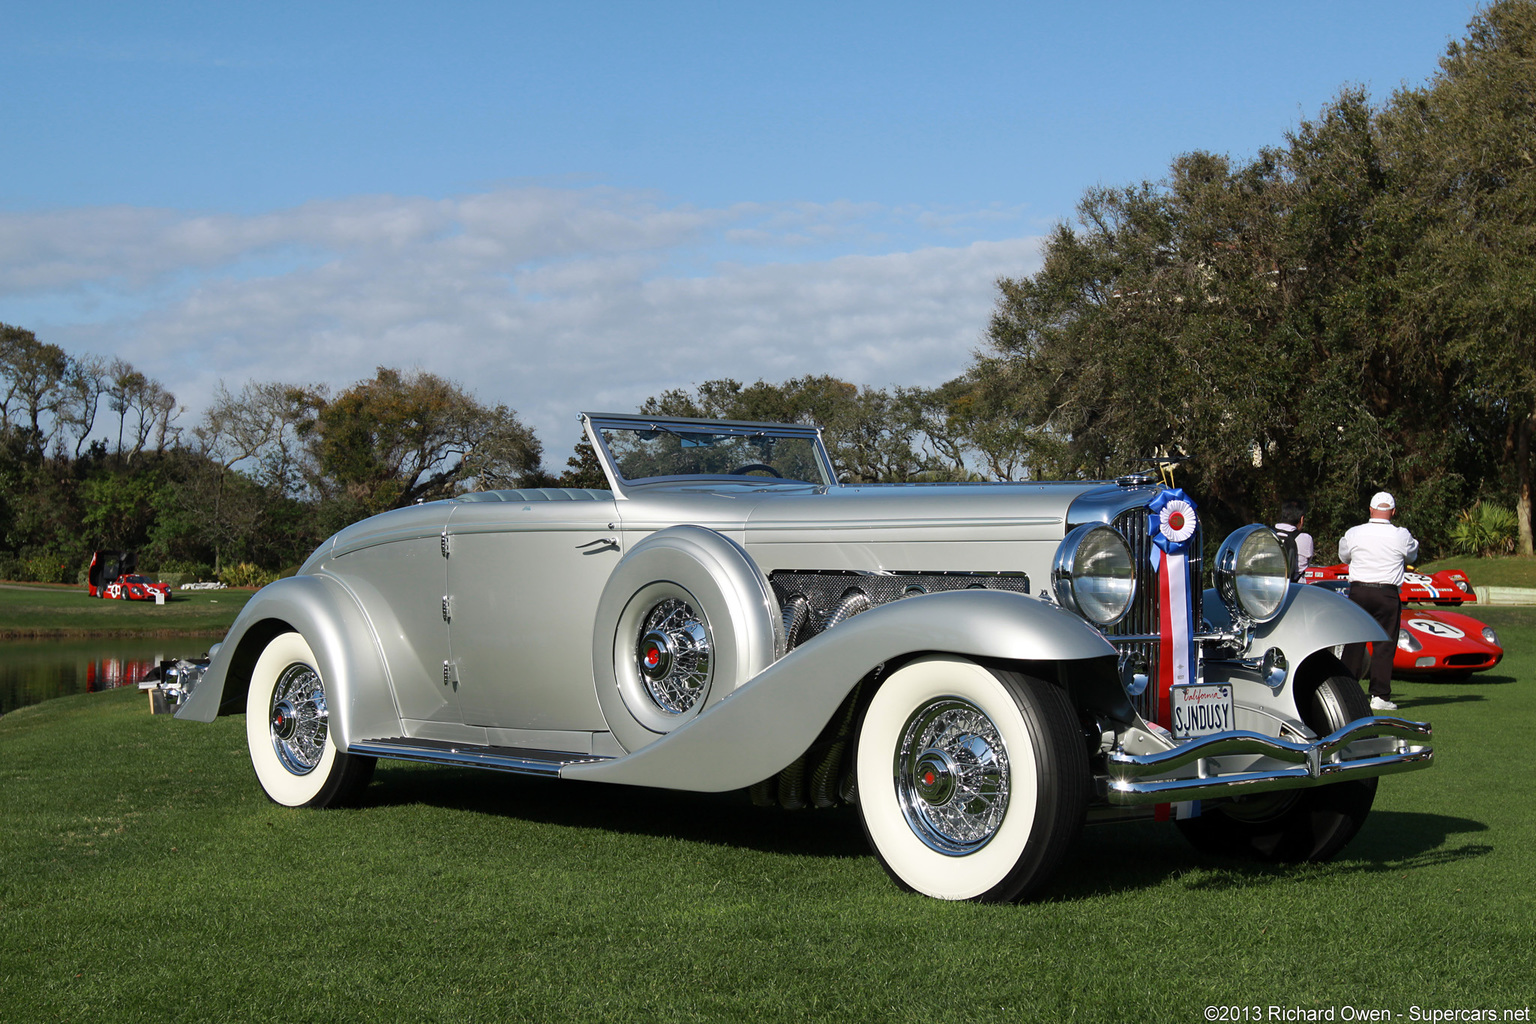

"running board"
[350,737,612,778]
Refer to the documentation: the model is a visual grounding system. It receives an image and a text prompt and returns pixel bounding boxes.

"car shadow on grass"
[360,763,1489,894]
[1396,671,1520,690]
[364,763,871,859]
[1391,693,1497,711]
[1046,810,1490,900]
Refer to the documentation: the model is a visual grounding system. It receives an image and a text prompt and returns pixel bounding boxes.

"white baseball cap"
[1370,491,1396,510]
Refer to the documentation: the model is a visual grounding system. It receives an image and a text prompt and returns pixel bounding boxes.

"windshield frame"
[581,412,836,497]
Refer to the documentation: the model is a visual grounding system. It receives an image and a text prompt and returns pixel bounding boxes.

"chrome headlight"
[1397,629,1421,652]
[1482,626,1499,645]
[1053,524,1135,626]
[1215,525,1289,625]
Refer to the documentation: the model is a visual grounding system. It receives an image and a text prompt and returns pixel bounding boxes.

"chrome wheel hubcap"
[268,663,328,775]
[895,698,1009,854]
[635,598,711,715]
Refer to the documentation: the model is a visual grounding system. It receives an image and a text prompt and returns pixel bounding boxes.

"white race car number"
[1406,618,1464,639]
[1170,684,1234,739]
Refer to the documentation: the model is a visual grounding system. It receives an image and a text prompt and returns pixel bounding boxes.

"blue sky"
[1,1,1482,463]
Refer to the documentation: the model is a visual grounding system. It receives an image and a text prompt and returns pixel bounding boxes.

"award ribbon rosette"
[1147,487,1198,726]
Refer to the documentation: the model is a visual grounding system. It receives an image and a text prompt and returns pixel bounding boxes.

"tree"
[1378,0,1536,553]
[557,436,608,489]
[966,51,1518,550]
[103,358,179,461]
[177,380,324,572]
[58,354,112,458]
[0,324,70,452]
[308,367,542,518]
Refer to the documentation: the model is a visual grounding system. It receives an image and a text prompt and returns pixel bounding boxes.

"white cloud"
[0,187,1043,465]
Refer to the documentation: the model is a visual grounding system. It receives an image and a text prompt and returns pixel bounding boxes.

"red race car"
[1304,563,1476,604]
[1305,564,1502,679]
[87,550,172,602]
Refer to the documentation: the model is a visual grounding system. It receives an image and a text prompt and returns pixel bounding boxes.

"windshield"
[596,422,829,485]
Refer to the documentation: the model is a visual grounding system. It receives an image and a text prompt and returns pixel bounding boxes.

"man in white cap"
[1338,491,1419,711]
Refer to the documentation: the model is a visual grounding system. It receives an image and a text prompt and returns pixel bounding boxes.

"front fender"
[1206,583,1388,658]
[174,574,399,751]
[563,589,1113,791]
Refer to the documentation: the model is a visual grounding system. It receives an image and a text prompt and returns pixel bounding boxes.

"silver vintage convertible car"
[177,413,1433,901]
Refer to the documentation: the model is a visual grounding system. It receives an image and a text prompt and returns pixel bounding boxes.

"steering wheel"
[729,463,783,478]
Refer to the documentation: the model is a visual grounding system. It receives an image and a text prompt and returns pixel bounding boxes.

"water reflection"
[0,638,214,716]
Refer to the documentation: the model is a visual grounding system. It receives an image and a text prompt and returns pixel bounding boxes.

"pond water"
[0,637,217,716]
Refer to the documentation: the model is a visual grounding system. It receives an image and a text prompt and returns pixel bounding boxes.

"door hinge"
[440,529,450,558]
[441,595,451,623]
[442,660,457,689]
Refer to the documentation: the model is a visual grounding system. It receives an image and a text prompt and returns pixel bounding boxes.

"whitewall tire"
[245,632,374,808]
[854,656,1088,902]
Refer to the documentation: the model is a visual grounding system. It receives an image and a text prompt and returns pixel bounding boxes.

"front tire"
[854,656,1088,902]
[1176,673,1377,862]
[245,632,375,808]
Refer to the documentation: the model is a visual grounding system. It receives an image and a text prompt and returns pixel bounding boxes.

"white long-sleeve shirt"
[1338,519,1419,585]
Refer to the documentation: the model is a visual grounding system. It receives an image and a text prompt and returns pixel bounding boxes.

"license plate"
[1169,684,1234,739]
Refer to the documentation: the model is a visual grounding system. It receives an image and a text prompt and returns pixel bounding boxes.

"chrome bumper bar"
[1104,715,1433,805]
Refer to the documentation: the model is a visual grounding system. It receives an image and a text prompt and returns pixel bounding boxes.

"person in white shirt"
[1338,491,1419,712]
[1273,498,1314,581]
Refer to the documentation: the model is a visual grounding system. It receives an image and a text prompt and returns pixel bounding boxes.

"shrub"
[1449,501,1517,558]
[18,554,75,584]
[219,562,279,588]
[158,558,214,580]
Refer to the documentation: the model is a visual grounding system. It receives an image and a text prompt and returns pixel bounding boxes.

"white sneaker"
[1369,696,1398,712]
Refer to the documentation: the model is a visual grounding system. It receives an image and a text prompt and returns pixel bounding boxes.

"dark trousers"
[1343,583,1401,699]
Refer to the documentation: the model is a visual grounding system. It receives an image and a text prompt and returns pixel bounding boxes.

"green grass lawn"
[0,584,251,637]
[2,622,1531,1022]
[1416,554,1536,589]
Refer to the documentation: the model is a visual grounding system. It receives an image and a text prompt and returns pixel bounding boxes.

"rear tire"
[1176,673,1376,862]
[245,632,375,808]
[854,656,1088,902]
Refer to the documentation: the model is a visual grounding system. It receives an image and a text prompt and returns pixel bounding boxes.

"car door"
[325,506,456,729]
[446,494,622,738]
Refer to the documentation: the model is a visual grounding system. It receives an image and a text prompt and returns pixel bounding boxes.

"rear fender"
[564,588,1115,791]
[174,574,399,751]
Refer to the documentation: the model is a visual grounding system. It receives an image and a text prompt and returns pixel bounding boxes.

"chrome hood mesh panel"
[770,570,1031,650]
[1102,505,1203,724]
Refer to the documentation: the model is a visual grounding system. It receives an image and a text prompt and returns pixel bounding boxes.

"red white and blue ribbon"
[1147,488,1198,727]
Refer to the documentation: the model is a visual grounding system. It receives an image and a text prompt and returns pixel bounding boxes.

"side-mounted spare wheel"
[1175,671,1377,862]
[592,526,784,753]
[854,656,1089,902]
[245,632,375,808]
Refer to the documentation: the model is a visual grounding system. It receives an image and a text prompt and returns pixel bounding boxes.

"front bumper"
[1104,715,1433,805]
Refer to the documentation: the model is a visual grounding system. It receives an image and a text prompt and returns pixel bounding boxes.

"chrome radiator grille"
[1102,505,1204,724]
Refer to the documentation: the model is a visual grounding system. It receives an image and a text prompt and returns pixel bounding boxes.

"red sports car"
[1304,563,1476,604]
[1305,564,1502,679]
[1393,606,1503,679]
[87,550,172,602]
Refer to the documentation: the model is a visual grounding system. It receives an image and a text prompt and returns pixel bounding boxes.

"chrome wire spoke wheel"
[247,633,373,809]
[895,697,1010,854]
[856,657,1086,902]
[268,662,329,776]
[635,597,712,714]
